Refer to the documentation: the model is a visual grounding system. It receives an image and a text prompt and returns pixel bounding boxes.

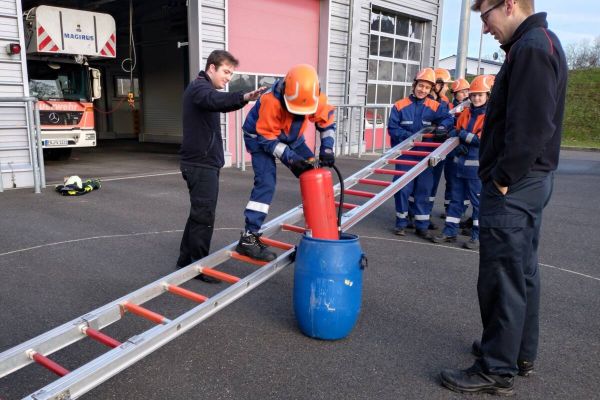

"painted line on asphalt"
[360,235,600,282]
[0,228,244,258]
[46,171,182,186]
[2,229,597,283]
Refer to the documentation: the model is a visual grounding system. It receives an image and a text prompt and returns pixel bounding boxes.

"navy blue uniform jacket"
[479,13,567,186]
[180,71,247,169]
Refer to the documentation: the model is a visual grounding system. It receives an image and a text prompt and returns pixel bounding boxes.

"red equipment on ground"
[299,168,339,240]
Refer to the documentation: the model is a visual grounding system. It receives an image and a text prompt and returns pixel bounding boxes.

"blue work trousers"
[477,172,553,376]
[442,176,481,239]
[244,139,314,233]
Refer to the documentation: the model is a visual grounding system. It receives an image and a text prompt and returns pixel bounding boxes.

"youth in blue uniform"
[432,74,493,249]
[237,64,336,261]
[387,68,453,238]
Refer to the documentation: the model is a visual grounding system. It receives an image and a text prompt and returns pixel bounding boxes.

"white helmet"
[64,175,82,189]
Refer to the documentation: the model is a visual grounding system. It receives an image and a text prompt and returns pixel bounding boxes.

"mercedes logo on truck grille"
[48,112,60,124]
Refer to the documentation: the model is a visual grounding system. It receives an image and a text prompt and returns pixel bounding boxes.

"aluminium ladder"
[0,132,458,400]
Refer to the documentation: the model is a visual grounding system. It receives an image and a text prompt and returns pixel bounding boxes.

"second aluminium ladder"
[0,133,458,400]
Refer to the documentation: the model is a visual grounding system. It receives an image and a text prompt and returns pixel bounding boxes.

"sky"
[440,0,600,60]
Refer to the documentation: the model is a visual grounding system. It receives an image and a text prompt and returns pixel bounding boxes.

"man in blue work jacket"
[440,0,567,395]
[177,50,265,282]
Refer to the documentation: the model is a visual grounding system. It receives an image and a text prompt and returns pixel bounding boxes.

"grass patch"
[563,68,600,148]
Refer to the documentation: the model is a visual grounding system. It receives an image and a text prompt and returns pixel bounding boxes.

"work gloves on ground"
[432,126,449,143]
[319,147,335,167]
[290,158,314,178]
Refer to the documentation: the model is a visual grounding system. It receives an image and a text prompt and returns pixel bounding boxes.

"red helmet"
[434,68,452,83]
[414,68,436,86]
[283,64,320,115]
[451,78,470,93]
[469,75,494,94]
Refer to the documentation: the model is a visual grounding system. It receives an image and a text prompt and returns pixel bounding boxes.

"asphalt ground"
[0,141,599,399]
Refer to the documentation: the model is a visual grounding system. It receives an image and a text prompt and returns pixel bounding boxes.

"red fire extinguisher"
[300,167,340,240]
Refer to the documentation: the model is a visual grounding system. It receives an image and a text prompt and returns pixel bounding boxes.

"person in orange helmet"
[450,78,471,117]
[387,67,453,238]
[237,64,336,261]
[432,74,494,249]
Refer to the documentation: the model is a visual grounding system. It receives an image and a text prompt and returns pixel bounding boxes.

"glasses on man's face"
[480,0,504,25]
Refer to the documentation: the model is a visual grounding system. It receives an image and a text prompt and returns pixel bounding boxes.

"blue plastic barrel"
[293,233,366,340]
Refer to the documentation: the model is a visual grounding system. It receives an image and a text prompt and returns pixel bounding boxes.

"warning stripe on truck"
[37,26,59,52]
[100,33,116,57]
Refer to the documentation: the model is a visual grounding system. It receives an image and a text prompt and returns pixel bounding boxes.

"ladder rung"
[343,189,376,198]
[281,224,306,233]
[28,351,69,377]
[335,201,359,210]
[165,284,208,303]
[82,327,121,349]
[229,252,269,266]
[374,168,405,176]
[358,178,391,187]
[413,141,441,148]
[121,302,168,325]
[200,267,241,284]
[401,150,430,157]
[388,159,418,166]
[259,237,294,250]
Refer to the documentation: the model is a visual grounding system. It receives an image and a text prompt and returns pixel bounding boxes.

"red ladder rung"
[412,141,441,148]
[281,224,306,233]
[28,351,69,377]
[83,327,121,348]
[166,284,208,303]
[229,252,269,267]
[358,178,391,187]
[388,159,418,166]
[343,189,376,198]
[374,168,406,176]
[422,133,434,139]
[259,237,294,250]
[335,201,359,210]
[121,302,168,325]
[401,150,430,157]
[201,267,241,283]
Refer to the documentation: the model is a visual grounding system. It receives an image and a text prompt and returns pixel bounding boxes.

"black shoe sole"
[440,377,515,396]
[432,236,457,244]
[196,274,221,284]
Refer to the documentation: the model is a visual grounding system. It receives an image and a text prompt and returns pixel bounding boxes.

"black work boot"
[236,231,276,262]
[472,340,535,377]
[415,229,433,240]
[440,364,514,396]
[431,233,457,244]
[176,262,220,284]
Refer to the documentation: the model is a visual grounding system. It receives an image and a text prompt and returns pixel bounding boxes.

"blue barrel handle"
[360,254,368,269]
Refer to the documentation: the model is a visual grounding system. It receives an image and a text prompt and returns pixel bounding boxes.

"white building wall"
[439,55,502,77]
[0,0,35,190]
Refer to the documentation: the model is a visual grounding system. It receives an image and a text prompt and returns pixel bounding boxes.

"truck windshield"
[28,61,89,101]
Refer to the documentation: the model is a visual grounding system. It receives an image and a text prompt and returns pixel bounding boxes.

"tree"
[566,36,600,70]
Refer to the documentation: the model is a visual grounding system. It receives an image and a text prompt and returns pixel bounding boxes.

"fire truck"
[23,5,116,160]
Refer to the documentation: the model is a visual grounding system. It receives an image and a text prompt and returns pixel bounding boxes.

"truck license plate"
[44,139,69,146]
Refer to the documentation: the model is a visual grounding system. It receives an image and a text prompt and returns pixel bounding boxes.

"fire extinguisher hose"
[331,164,344,238]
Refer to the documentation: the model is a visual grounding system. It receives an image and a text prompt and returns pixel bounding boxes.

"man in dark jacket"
[440,0,567,395]
[177,50,265,282]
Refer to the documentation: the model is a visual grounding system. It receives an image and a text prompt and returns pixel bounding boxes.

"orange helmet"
[434,68,452,83]
[283,64,320,115]
[451,78,470,93]
[469,75,494,94]
[487,74,496,88]
[414,68,436,86]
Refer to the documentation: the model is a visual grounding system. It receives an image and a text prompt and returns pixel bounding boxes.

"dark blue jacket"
[479,13,567,186]
[180,71,247,169]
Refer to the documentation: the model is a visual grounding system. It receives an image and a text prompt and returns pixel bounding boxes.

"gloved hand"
[319,148,335,167]
[432,126,449,143]
[456,144,468,156]
[290,158,314,178]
